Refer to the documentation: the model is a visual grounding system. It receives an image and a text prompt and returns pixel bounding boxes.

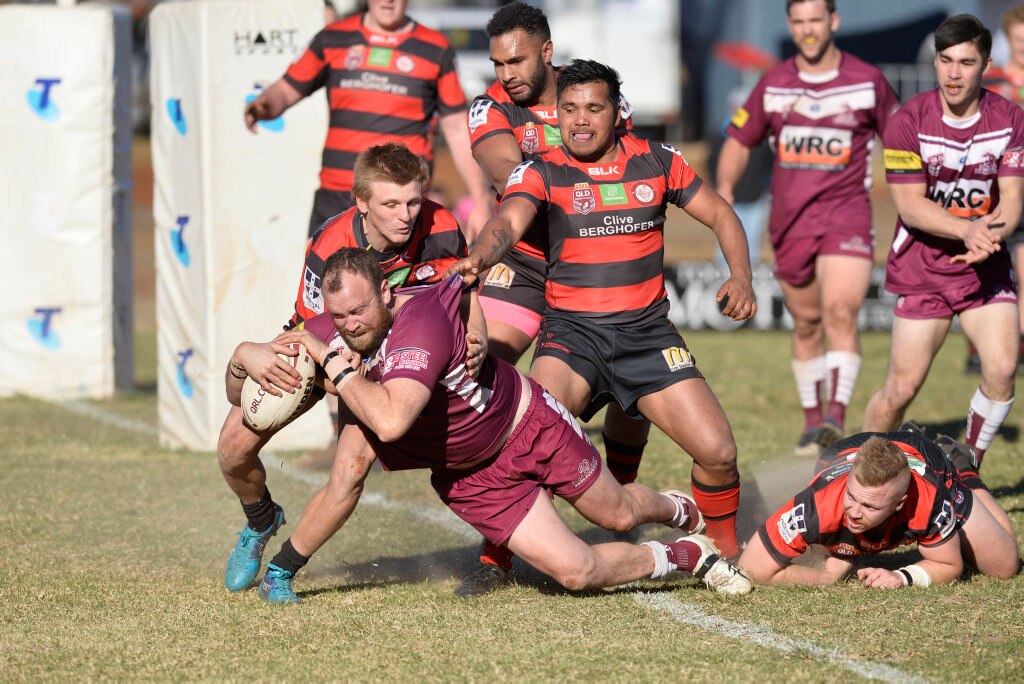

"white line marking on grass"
[56,401,475,541]
[634,593,926,683]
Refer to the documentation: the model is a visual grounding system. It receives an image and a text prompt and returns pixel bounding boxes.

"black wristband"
[322,350,340,369]
[896,568,913,586]
[332,365,355,388]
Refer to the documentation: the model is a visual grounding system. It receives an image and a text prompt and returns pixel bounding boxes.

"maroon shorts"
[773,229,874,285]
[430,379,602,545]
[893,272,1018,320]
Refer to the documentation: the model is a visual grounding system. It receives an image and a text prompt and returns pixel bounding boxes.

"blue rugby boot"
[258,564,302,604]
[224,505,285,591]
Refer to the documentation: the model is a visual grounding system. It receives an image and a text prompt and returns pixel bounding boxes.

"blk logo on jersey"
[27,307,62,350]
[27,78,62,121]
[245,84,283,132]
[172,216,191,267]
[166,98,187,136]
[176,348,194,399]
[778,126,852,170]
[573,183,596,214]
[662,347,694,372]
[777,503,807,544]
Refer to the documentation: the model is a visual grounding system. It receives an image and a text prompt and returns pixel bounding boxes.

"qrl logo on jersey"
[662,347,694,372]
[521,122,539,154]
[573,183,596,215]
[346,45,365,69]
[484,263,515,289]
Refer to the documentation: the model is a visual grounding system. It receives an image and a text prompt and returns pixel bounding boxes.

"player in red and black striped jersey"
[451,59,756,559]
[455,1,652,599]
[244,0,492,237]
[737,426,1019,588]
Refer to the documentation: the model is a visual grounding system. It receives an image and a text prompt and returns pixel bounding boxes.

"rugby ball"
[240,343,318,432]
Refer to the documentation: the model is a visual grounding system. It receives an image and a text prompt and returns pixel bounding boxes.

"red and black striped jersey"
[284,14,467,193]
[467,75,634,260]
[759,431,970,566]
[501,136,701,323]
[288,198,467,328]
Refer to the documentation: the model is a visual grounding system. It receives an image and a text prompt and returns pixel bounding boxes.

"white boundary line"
[57,400,926,682]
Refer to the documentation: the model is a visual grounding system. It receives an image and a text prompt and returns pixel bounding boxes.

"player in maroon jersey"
[450,59,756,562]
[737,426,1018,588]
[457,0,654,598]
[863,15,1024,467]
[243,0,492,237]
[718,0,900,457]
[216,145,485,595]
[237,248,752,603]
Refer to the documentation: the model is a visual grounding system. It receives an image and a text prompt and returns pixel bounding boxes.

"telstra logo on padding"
[166,98,187,135]
[176,348,195,399]
[246,84,284,131]
[172,216,191,267]
[27,307,62,349]
[27,78,62,121]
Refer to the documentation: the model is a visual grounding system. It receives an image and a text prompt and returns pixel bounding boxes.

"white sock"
[825,350,861,406]
[662,493,688,528]
[643,541,671,579]
[792,355,826,408]
[967,389,1015,450]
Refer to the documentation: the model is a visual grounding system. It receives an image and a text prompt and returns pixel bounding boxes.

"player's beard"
[342,305,393,356]
[798,35,832,66]
[508,58,549,106]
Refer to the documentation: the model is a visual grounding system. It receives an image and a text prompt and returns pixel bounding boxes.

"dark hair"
[934,13,992,62]
[787,0,835,14]
[322,247,385,295]
[486,1,550,41]
[556,59,622,109]
[351,143,429,202]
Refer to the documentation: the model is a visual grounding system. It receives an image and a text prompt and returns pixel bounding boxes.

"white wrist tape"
[897,564,932,588]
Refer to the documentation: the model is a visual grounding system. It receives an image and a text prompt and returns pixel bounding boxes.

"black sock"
[269,538,309,575]
[241,488,276,533]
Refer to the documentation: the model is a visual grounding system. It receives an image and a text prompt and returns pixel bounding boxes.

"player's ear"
[379,279,392,303]
[541,39,553,65]
[895,494,908,511]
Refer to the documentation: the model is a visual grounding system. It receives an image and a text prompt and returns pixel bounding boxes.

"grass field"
[2,327,1022,681]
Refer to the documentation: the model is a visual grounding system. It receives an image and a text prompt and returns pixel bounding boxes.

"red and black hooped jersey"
[284,14,467,193]
[501,135,701,323]
[759,431,971,566]
[287,198,466,328]
[468,75,634,260]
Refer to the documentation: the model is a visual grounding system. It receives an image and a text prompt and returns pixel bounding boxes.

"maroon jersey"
[726,52,899,246]
[467,75,634,261]
[501,136,702,324]
[882,89,1024,294]
[759,431,970,566]
[288,199,467,328]
[303,276,522,470]
[284,14,467,194]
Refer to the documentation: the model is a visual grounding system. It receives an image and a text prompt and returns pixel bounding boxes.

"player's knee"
[791,317,822,341]
[695,438,738,475]
[979,354,1017,390]
[822,301,857,333]
[552,553,599,591]
[217,415,262,471]
[883,376,920,409]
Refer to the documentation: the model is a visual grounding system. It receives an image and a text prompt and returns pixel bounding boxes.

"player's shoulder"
[417,197,461,233]
[981,87,1024,120]
[409,20,453,49]
[758,57,799,86]
[323,13,362,35]
[482,80,513,104]
[311,207,360,252]
[887,90,932,128]
[839,51,887,79]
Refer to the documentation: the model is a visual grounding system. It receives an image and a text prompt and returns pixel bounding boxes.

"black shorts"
[309,188,356,237]
[534,312,703,421]
[478,247,548,315]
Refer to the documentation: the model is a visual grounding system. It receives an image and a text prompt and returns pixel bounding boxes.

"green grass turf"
[1,329,1021,680]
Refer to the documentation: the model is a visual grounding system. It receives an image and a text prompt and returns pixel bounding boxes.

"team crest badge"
[345,45,365,70]
[396,55,415,74]
[927,154,944,176]
[521,122,539,154]
[573,182,595,214]
[631,182,656,204]
[978,152,998,176]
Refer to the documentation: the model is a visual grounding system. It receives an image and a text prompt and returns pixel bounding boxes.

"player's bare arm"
[715,136,753,206]
[737,534,853,586]
[225,341,303,404]
[857,535,963,589]
[439,111,496,241]
[681,183,756,321]
[463,289,489,377]
[473,133,527,194]
[447,196,537,284]
[889,182,1002,260]
[243,78,303,133]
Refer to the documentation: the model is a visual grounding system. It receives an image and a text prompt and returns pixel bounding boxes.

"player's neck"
[363,13,412,35]
[796,44,840,75]
[536,67,558,108]
[941,91,982,120]
[363,220,403,254]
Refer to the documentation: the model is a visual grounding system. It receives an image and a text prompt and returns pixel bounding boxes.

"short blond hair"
[1005,4,1024,35]
[351,143,429,203]
[852,437,910,488]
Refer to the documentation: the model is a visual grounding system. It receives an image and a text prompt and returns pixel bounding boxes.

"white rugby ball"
[240,343,318,432]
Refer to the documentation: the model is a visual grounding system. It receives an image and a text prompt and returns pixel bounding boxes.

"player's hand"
[856,567,904,590]
[961,210,1002,254]
[716,276,756,321]
[244,96,269,133]
[465,331,487,379]
[444,254,487,286]
[233,341,302,396]
[274,329,330,368]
